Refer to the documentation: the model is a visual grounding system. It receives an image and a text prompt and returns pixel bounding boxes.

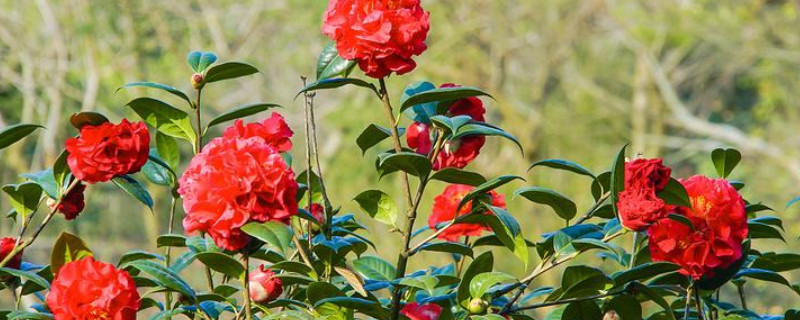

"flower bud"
[249,265,282,303]
[191,73,204,89]
[467,298,488,315]
[49,182,86,220]
[0,237,24,277]
[603,310,620,320]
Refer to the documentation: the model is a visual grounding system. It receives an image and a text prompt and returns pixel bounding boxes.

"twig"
[508,288,627,313]
[242,255,253,320]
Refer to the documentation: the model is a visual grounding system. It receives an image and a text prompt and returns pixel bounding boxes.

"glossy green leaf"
[117,82,192,107]
[418,242,474,257]
[316,43,356,80]
[711,148,742,178]
[206,103,281,129]
[452,122,523,152]
[195,252,245,279]
[469,272,515,298]
[21,170,58,199]
[514,187,577,221]
[51,232,93,274]
[528,159,595,178]
[69,112,109,130]
[352,256,396,281]
[53,150,70,192]
[457,175,523,211]
[563,300,602,320]
[298,78,379,97]
[123,259,196,299]
[356,124,404,154]
[117,250,164,266]
[307,282,346,305]
[142,150,174,186]
[399,85,492,113]
[156,234,187,248]
[241,221,294,254]
[155,132,179,169]
[611,262,680,286]
[627,282,675,320]
[0,267,50,290]
[2,182,43,221]
[609,145,627,217]
[187,51,217,73]
[111,175,154,211]
[353,190,398,225]
[429,168,487,186]
[751,253,800,272]
[378,151,431,178]
[204,61,259,83]
[558,266,609,300]
[657,178,692,208]
[0,124,43,151]
[314,297,388,319]
[458,251,493,307]
[127,97,196,143]
[734,268,790,286]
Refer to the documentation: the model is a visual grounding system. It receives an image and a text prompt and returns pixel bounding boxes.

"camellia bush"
[1,1,800,320]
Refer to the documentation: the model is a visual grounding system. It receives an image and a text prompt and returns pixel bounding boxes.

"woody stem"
[242,255,253,320]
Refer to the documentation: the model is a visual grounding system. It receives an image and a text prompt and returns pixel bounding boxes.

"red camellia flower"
[647,175,748,279]
[47,257,140,320]
[65,119,150,184]
[0,237,23,270]
[49,182,86,220]
[400,302,442,320]
[223,112,294,152]
[322,0,430,78]
[428,184,506,242]
[407,84,487,170]
[249,264,283,304]
[179,131,298,251]
[617,158,673,231]
[308,203,325,224]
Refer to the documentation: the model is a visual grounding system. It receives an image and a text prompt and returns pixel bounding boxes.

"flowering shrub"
[0,1,799,320]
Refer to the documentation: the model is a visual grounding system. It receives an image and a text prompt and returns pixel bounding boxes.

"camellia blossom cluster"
[322,0,430,78]
[179,113,299,251]
[648,175,748,279]
[407,83,487,170]
[46,257,140,320]
[428,184,506,242]
[616,158,673,231]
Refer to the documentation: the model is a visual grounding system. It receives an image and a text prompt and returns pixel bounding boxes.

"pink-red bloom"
[0,237,22,270]
[648,175,748,279]
[47,257,140,320]
[322,0,430,78]
[65,119,150,184]
[49,182,86,220]
[249,265,283,304]
[222,112,293,153]
[428,184,506,242]
[401,302,442,320]
[407,83,487,170]
[179,117,298,251]
[617,158,673,231]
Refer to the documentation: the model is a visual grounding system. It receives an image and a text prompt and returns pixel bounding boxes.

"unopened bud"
[603,310,620,320]
[191,73,204,89]
[467,298,488,314]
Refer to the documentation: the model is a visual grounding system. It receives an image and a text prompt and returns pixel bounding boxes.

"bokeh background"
[1,0,799,312]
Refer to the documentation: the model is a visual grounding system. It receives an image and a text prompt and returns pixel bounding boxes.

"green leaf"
[418,242,474,257]
[399,275,439,295]
[378,152,432,178]
[272,261,317,278]
[452,122,523,152]
[627,282,675,320]
[206,103,282,129]
[53,150,70,192]
[558,266,609,300]
[458,251,493,307]
[611,262,680,286]
[356,124,404,155]
[316,43,356,80]
[609,144,627,217]
[0,268,50,290]
[127,97,196,144]
[430,115,473,135]
[353,190,398,225]
[111,175,154,211]
[204,61,259,83]
[401,81,438,123]
[429,168,487,186]
[117,82,192,107]
[155,132,179,169]
[69,112,110,130]
[563,300,602,320]
[0,124,43,151]
[469,272,515,298]
[603,295,642,320]
[123,259,196,300]
[195,252,245,279]
[2,182,43,221]
[528,159,595,179]
[142,150,174,186]
[50,232,93,274]
[157,234,187,248]
[749,221,784,241]
[751,253,800,272]
[297,78,379,97]
[21,170,58,199]
[457,175,524,211]
[187,51,218,73]
[711,148,742,178]
[787,196,800,209]
[667,213,695,230]
[307,282,346,305]
[6,311,53,320]
[314,297,389,319]
[352,256,396,281]
[117,250,164,266]
[399,86,493,113]
[657,178,691,208]
[514,187,577,221]
[734,268,790,287]
[241,221,294,254]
